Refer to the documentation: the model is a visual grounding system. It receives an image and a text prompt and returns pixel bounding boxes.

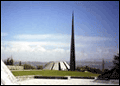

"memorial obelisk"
[70,11,76,71]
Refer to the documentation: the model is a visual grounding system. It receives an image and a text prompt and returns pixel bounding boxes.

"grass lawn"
[12,70,100,77]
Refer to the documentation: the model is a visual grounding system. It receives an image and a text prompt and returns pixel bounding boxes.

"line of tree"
[36,65,43,70]
[23,63,36,70]
[4,57,14,65]
[112,53,119,73]
[3,57,43,70]
[76,66,103,74]
[97,53,119,80]
[19,61,22,66]
[4,53,118,73]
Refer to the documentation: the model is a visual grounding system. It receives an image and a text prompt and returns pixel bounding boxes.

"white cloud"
[12,34,112,49]
[1,34,114,62]
[2,41,84,48]
[75,35,111,41]
[13,34,111,42]
[1,40,118,62]
[1,32,8,37]
[13,34,70,40]
[14,34,52,39]
[1,41,70,62]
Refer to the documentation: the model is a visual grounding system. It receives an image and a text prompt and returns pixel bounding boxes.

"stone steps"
[16,75,96,81]
[16,75,35,81]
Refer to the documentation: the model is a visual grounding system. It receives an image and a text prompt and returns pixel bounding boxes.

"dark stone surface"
[71,76,94,79]
[34,76,68,79]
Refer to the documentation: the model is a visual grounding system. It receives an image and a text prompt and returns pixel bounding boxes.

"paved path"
[18,79,119,85]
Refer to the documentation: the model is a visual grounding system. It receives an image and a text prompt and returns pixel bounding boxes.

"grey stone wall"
[7,66,23,70]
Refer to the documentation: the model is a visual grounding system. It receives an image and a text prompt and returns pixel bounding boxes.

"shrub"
[37,65,43,70]
[4,57,14,65]
[23,64,36,69]
[76,66,102,74]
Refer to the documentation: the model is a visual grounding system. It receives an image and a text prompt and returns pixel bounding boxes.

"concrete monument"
[1,60,19,85]
[43,61,70,71]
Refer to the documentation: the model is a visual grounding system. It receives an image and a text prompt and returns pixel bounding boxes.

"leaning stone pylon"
[1,60,19,85]
[70,11,76,71]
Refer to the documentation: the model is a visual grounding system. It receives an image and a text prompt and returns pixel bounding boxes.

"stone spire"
[102,59,105,72]
[70,11,76,71]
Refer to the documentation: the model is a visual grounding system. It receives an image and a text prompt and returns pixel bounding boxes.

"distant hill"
[13,60,114,70]
[66,60,113,70]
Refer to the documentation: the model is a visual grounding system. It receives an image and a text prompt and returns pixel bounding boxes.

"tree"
[9,58,14,65]
[5,57,14,65]
[19,61,22,66]
[7,58,10,65]
[37,65,43,70]
[23,64,36,69]
[4,60,7,65]
[102,59,105,73]
[104,69,109,73]
[97,53,119,80]
[112,53,119,73]
[76,66,102,74]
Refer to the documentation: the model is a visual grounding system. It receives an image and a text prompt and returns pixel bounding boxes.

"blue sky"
[1,1,119,62]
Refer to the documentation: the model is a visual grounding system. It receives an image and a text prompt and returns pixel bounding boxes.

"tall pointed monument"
[70,11,76,71]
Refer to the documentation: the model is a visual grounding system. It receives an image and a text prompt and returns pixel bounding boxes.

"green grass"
[12,70,100,77]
